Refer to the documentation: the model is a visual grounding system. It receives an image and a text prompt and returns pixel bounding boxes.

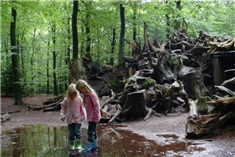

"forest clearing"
[1,0,235,157]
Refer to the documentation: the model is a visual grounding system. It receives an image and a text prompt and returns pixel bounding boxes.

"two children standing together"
[60,79,101,153]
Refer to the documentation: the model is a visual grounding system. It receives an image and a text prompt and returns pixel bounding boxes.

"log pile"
[17,23,235,138]
[101,25,235,139]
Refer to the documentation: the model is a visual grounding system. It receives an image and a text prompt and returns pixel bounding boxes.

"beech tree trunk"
[119,3,125,66]
[10,7,23,105]
[72,0,78,59]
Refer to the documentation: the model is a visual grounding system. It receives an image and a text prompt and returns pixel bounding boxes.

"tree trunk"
[65,3,71,87]
[166,14,170,39]
[51,24,58,96]
[165,0,170,39]
[118,3,125,66]
[174,0,181,30]
[47,41,50,94]
[30,29,36,93]
[85,1,91,53]
[71,0,85,82]
[72,0,79,59]
[69,59,85,83]
[132,2,137,42]
[110,28,116,65]
[10,7,23,105]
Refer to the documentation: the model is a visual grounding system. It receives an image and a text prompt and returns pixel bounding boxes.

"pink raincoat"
[60,96,86,124]
[84,92,101,123]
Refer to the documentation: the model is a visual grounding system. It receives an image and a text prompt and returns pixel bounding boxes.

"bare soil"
[1,95,235,157]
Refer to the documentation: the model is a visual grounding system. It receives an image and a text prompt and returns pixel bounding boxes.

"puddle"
[1,124,204,157]
[1,124,69,157]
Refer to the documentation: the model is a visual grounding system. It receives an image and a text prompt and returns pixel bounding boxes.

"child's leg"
[74,123,82,149]
[92,123,98,152]
[83,122,97,153]
[68,124,75,150]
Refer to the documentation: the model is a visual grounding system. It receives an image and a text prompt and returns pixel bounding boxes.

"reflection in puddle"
[1,124,204,157]
[1,124,69,157]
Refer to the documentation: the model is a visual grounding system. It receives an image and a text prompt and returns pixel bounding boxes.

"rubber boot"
[69,140,75,150]
[75,139,82,150]
[91,138,98,152]
[81,141,93,153]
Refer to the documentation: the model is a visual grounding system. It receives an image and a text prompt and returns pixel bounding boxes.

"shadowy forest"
[1,0,235,138]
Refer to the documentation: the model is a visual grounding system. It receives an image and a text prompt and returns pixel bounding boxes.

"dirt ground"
[1,95,235,157]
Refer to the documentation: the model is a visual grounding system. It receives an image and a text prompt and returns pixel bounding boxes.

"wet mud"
[1,123,205,157]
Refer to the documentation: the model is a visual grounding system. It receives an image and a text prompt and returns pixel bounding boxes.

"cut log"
[1,104,25,114]
[28,96,63,111]
[1,113,11,122]
[119,89,149,121]
[186,96,235,139]
[186,113,219,139]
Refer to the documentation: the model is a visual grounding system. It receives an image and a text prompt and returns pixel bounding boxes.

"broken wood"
[143,107,153,121]
[28,95,64,111]
[186,95,235,139]
[214,85,235,96]
[1,113,11,122]
[108,104,122,123]
[207,96,235,108]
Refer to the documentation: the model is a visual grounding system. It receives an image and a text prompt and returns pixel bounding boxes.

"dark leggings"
[87,122,98,142]
[68,123,82,140]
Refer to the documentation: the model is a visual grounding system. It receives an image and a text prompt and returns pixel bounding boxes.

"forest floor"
[1,95,235,157]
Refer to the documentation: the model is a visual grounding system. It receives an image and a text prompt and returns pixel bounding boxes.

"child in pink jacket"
[76,79,101,153]
[60,83,86,150]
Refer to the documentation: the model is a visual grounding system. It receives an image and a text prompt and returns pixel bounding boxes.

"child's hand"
[81,117,85,122]
[75,117,79,123]
[61,117,65,121]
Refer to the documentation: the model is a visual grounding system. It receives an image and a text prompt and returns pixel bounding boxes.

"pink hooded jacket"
[60,96,86,124]
[84,92,101,123]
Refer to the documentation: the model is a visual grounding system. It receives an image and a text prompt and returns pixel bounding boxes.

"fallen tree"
[186,96,235,139]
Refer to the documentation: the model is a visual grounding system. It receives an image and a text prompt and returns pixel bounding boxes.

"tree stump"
[119,89,149,121]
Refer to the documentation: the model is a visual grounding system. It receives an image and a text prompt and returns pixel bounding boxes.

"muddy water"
[1,124,204,157]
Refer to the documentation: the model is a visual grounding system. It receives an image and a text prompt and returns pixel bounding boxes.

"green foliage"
[1,0,234,96]
[1,65,13,96]
[181,0,235,38]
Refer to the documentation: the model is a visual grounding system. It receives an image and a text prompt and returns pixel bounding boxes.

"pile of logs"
[25,23,235,138]
[100,24,235,138]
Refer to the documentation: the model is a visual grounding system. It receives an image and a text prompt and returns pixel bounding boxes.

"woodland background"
[1,0,235,105]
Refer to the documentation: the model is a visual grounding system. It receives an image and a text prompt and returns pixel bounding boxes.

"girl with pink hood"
[60,83,86,150]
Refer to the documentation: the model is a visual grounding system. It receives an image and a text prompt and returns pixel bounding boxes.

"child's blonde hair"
[76,79,97,95]
[66,83,78,99]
